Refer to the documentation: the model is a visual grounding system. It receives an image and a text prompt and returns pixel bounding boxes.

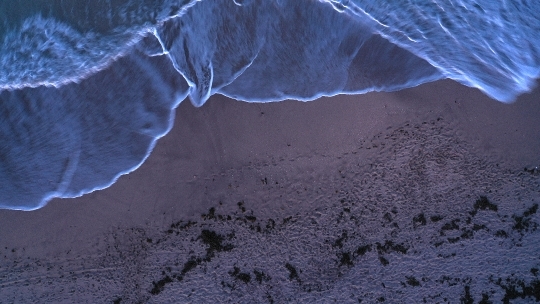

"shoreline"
[1,78,538,254]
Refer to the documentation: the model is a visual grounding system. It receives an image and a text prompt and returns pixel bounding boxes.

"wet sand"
[1,79,539,302]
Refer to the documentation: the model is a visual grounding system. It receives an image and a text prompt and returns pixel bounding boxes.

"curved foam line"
[218,73,443,104]
[56,90,187,202]
[210,51,260,95]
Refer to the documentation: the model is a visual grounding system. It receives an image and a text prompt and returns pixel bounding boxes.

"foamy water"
[0,0,539,210]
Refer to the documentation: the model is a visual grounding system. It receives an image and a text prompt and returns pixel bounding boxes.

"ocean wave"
[0,48,188,210]
[0,0,198,89]
[328,0,540,102]
[0,0,538,210]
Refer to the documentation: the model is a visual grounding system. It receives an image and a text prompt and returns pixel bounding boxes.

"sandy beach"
[1,79,539,303]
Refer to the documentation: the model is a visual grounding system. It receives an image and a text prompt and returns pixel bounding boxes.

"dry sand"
[0,79,539,303]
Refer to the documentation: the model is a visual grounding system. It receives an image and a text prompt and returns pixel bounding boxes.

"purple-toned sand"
[0,79,539,303]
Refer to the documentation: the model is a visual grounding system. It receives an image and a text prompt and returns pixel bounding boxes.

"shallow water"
[0,0,538,210]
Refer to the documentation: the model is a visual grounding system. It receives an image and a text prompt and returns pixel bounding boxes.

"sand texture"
[0,80,539,303]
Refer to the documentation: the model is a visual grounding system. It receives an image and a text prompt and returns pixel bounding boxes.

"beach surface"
[1,79,539,303]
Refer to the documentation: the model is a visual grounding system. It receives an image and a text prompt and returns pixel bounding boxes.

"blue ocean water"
[0,0,538,210]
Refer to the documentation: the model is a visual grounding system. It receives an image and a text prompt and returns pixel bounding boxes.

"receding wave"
[0,49,188,210]
[0,0,538,210]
